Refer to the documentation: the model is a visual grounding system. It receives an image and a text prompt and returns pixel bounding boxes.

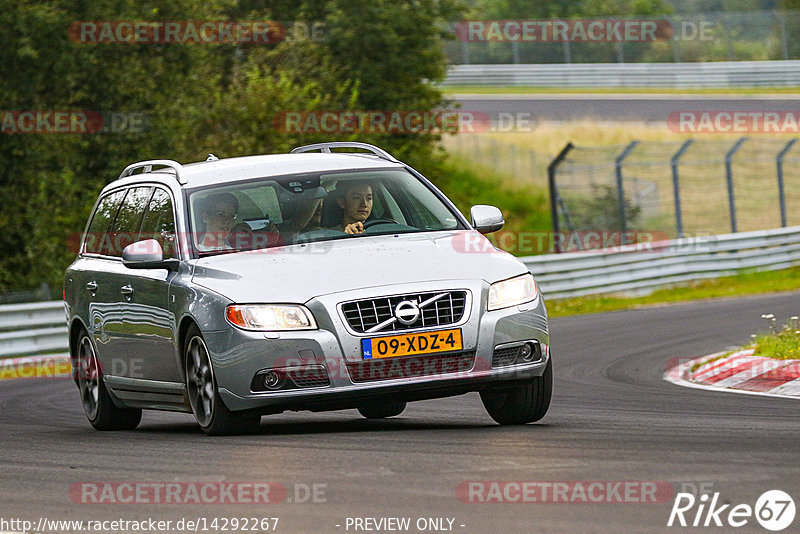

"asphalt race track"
[453,94,800,122]
[2,291,799,533]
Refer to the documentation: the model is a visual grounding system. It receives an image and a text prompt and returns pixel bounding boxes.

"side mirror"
[122,239,179,271]
[470,205,505,234]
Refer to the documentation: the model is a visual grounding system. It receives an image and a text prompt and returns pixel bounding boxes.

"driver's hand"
[344,222,364,235]
[227,222,253,249]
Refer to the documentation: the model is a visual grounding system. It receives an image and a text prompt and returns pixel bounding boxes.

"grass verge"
[546,266,800,318]
[428,156,552,244]
[752,315,800,360]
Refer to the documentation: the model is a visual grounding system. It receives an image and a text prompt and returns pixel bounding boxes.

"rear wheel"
[480,359,552,425]
[357,401,407,419]
[74,331,142,431]
[185,325,261,435]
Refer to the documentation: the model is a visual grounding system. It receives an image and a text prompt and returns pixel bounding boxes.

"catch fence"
[548,137,800,251]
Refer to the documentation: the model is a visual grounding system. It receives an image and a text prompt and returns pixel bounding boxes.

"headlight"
[225,304,317,331]
[488,274,537,311]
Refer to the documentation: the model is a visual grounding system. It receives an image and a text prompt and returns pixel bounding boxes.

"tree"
[0,0,459,292]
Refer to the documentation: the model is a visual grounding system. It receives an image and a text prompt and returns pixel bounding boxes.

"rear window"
[83,190,125,255]
[139,188,177,259]
[105,186,153,257]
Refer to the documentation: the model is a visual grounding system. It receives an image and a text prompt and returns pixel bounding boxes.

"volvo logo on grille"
[394,300,420,325]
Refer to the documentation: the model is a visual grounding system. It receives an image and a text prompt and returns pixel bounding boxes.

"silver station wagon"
[64,142,551,435]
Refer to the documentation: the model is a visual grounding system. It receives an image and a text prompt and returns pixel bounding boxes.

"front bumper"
[202,280,549,413]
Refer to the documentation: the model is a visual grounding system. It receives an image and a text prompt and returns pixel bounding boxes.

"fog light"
[519,343,539,363]
[263,370,285,390]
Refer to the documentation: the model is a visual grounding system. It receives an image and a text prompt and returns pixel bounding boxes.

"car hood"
[191,230,528,303]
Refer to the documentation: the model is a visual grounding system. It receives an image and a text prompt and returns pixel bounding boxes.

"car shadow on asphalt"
[133,416,554,436]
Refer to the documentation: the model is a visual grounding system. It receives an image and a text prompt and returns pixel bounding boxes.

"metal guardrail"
[1,227,799,356]
[0,301,68,358]
[441,61,800,87]
[523,226,800,299]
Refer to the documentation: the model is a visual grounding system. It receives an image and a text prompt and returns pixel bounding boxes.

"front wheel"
[480,359,552,425]
[74,331,142,431]
[357,401,407,419]
[185,325,261,435]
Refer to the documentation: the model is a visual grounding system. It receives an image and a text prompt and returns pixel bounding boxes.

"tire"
[74,330,142,431]
[357,401,407,419]
[184,325,261,435]
[480,359,552,425]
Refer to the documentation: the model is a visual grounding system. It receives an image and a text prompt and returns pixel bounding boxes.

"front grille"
[346,351,475,383]
[286,367,331,388]
[341,290,468,334]
[492,346,519,367]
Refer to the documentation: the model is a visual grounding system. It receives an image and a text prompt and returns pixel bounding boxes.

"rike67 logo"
[668,490,795,531]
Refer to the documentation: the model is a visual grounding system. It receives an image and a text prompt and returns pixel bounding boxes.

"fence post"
[776,138,797,228]
[615,141,639,236]
[725,137,747,233]
[562,40,571,63]
[668,16,681,62]
[548,143,574,253]
[778,11,789,60]
[670,140,693,238]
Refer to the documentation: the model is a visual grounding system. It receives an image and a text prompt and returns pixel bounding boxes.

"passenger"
[334,181,373,235]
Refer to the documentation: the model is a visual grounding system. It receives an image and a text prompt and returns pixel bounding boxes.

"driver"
[334,181,373,235]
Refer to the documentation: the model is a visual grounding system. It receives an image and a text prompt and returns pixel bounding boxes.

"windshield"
[188,168,464,256]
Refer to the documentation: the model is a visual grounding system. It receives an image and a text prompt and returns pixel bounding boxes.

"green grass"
[547,266,800,318]
[753,316,800,360]
[442,86,800,95]
[429,156,552,251]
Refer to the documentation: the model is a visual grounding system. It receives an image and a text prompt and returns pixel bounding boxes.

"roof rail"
[118,160,187,185]
[290,142,399,163]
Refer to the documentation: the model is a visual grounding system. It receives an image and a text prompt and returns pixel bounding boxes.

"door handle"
[120,284,134,296]
[86,281,97,291]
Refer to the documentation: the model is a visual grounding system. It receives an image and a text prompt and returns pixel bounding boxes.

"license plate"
[361,329,463,360]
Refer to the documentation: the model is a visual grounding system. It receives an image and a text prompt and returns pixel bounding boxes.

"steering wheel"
[225,222,254,249]
[362,218,399,229]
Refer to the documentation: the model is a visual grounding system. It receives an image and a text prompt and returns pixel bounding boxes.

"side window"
[139,188,178,259]
[83,190,126,255]
[105,186,154,257]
